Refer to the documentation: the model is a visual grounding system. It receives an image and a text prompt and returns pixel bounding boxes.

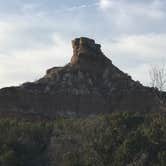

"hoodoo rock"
[0,37,164,119]
[70,37,111,74]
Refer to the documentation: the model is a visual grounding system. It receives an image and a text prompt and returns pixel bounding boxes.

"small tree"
[149,64,166,91]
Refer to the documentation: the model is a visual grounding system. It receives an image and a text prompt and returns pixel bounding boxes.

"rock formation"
[0,37,164,119]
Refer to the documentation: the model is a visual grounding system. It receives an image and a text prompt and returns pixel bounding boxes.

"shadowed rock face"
[70,37,111,74]
[0,37,163,118]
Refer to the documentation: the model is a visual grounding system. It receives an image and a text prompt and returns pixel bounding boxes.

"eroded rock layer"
[0,37,163,118]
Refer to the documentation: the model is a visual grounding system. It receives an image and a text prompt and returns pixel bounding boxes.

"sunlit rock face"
[0,37,163,119]
[70,37,111,74]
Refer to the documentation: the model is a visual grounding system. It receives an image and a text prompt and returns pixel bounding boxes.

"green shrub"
[0,112,165,166]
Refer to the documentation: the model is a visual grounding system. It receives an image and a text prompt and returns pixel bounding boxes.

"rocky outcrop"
[0,37,164,118]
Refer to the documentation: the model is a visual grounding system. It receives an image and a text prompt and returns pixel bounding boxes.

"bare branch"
[149,64,166,91]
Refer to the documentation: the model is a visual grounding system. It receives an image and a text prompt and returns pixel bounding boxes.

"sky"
[0,0,166,88]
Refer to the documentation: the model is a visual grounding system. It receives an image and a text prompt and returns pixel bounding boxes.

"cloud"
[0,33,72,88]
[0,19,166,87]
[0,0,166,88]
[102,33,166,85]
[0,20,53,52]
[108,34,166,59]
[98,0,166,20]
[99,0,112,9]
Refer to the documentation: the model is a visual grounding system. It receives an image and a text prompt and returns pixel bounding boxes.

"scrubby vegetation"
[0,112,165,166]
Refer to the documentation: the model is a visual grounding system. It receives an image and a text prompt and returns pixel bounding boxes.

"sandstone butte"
[0,37,165,119]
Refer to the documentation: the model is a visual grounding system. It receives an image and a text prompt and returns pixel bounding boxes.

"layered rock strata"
[0,37,163,118]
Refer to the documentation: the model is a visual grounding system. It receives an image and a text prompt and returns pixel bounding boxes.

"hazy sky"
[0,0,166,87]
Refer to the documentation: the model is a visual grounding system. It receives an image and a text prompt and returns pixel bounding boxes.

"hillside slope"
[0,37,163,118]
[0,112,165,166]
